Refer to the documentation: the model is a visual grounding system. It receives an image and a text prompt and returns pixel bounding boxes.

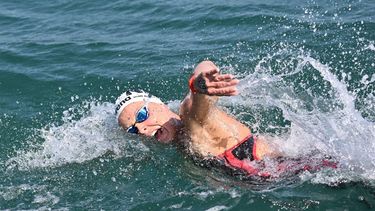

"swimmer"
[115,61,286,177]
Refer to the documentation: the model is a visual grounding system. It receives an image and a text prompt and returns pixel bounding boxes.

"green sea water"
[1,0,375,210]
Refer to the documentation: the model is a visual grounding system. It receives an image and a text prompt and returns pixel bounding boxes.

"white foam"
[301,57,375,169]
[365,41,375,51]
[6,51,374,185]
[6,101,149,170]
[32,192,60,205]
[220,50,375,182]
[206,206,229,211]
[0,184,47,201]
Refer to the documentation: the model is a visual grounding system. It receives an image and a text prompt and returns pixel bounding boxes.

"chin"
[157,137,174,144]
[157,132,175,143]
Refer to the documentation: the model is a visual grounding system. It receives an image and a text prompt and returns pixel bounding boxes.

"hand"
[193,68,239,96]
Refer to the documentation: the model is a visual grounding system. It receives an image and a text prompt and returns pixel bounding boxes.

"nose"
[135,123,151,136]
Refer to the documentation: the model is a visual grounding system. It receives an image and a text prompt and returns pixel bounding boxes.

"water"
[1,0,374,210]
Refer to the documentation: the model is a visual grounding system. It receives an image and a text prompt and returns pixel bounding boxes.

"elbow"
[193,60,219,76]
[198,60,216,67]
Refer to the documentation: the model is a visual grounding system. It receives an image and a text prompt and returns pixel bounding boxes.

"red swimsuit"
[218,135,264,176]
[217,134,337,178]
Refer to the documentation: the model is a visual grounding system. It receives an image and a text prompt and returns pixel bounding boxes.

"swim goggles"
[126,102,149,134]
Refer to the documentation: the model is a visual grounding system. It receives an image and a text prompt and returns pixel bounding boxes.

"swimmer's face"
[118,101,180,143]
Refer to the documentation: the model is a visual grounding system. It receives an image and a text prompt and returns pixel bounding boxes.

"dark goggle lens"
[127,126,139,134]
[126,106,149,134]
[135,106,149,123]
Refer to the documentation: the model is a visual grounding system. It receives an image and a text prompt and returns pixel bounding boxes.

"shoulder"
[179,94,212,123]
[195,60,217,70]
[179,95,202,127]
[179,95,192,118]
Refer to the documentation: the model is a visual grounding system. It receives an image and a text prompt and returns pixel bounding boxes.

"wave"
[5,51,375,185]
[220,49,375,183]
[5,100,149,171]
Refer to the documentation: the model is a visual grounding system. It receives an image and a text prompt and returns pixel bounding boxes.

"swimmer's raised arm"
[181,60,239,123]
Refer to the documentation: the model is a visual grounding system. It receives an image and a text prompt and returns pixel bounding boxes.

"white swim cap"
[114,90,163,121]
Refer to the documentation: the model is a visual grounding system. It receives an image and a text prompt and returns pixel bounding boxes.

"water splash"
[5,53,374,185]
[221,50,375,182]
[365,41,375,51]
[6,101,149,170]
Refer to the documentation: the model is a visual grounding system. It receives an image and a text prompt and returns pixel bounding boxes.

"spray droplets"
[5,100,150,171]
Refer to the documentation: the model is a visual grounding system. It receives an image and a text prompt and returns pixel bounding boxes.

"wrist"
[189,74,198,94]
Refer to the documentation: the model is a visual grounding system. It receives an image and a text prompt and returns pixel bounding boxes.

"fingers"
[202,68,235,83]
[206,86,239,96]
[207,79,239,88]
[194,69,240,96]
[203,68,219,78]
[215,74,233,81]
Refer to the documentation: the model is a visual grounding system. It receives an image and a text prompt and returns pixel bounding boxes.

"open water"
[1,0,375,210]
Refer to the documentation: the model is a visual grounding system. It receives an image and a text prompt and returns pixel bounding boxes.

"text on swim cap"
[115,96,132,114]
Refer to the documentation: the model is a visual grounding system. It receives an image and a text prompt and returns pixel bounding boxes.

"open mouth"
[156,127,168,141]
[151,126,170,142]
[155,128,163,140]
[152,127,162,139]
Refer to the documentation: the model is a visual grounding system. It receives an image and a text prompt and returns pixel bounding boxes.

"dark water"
[1,0,375,210]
